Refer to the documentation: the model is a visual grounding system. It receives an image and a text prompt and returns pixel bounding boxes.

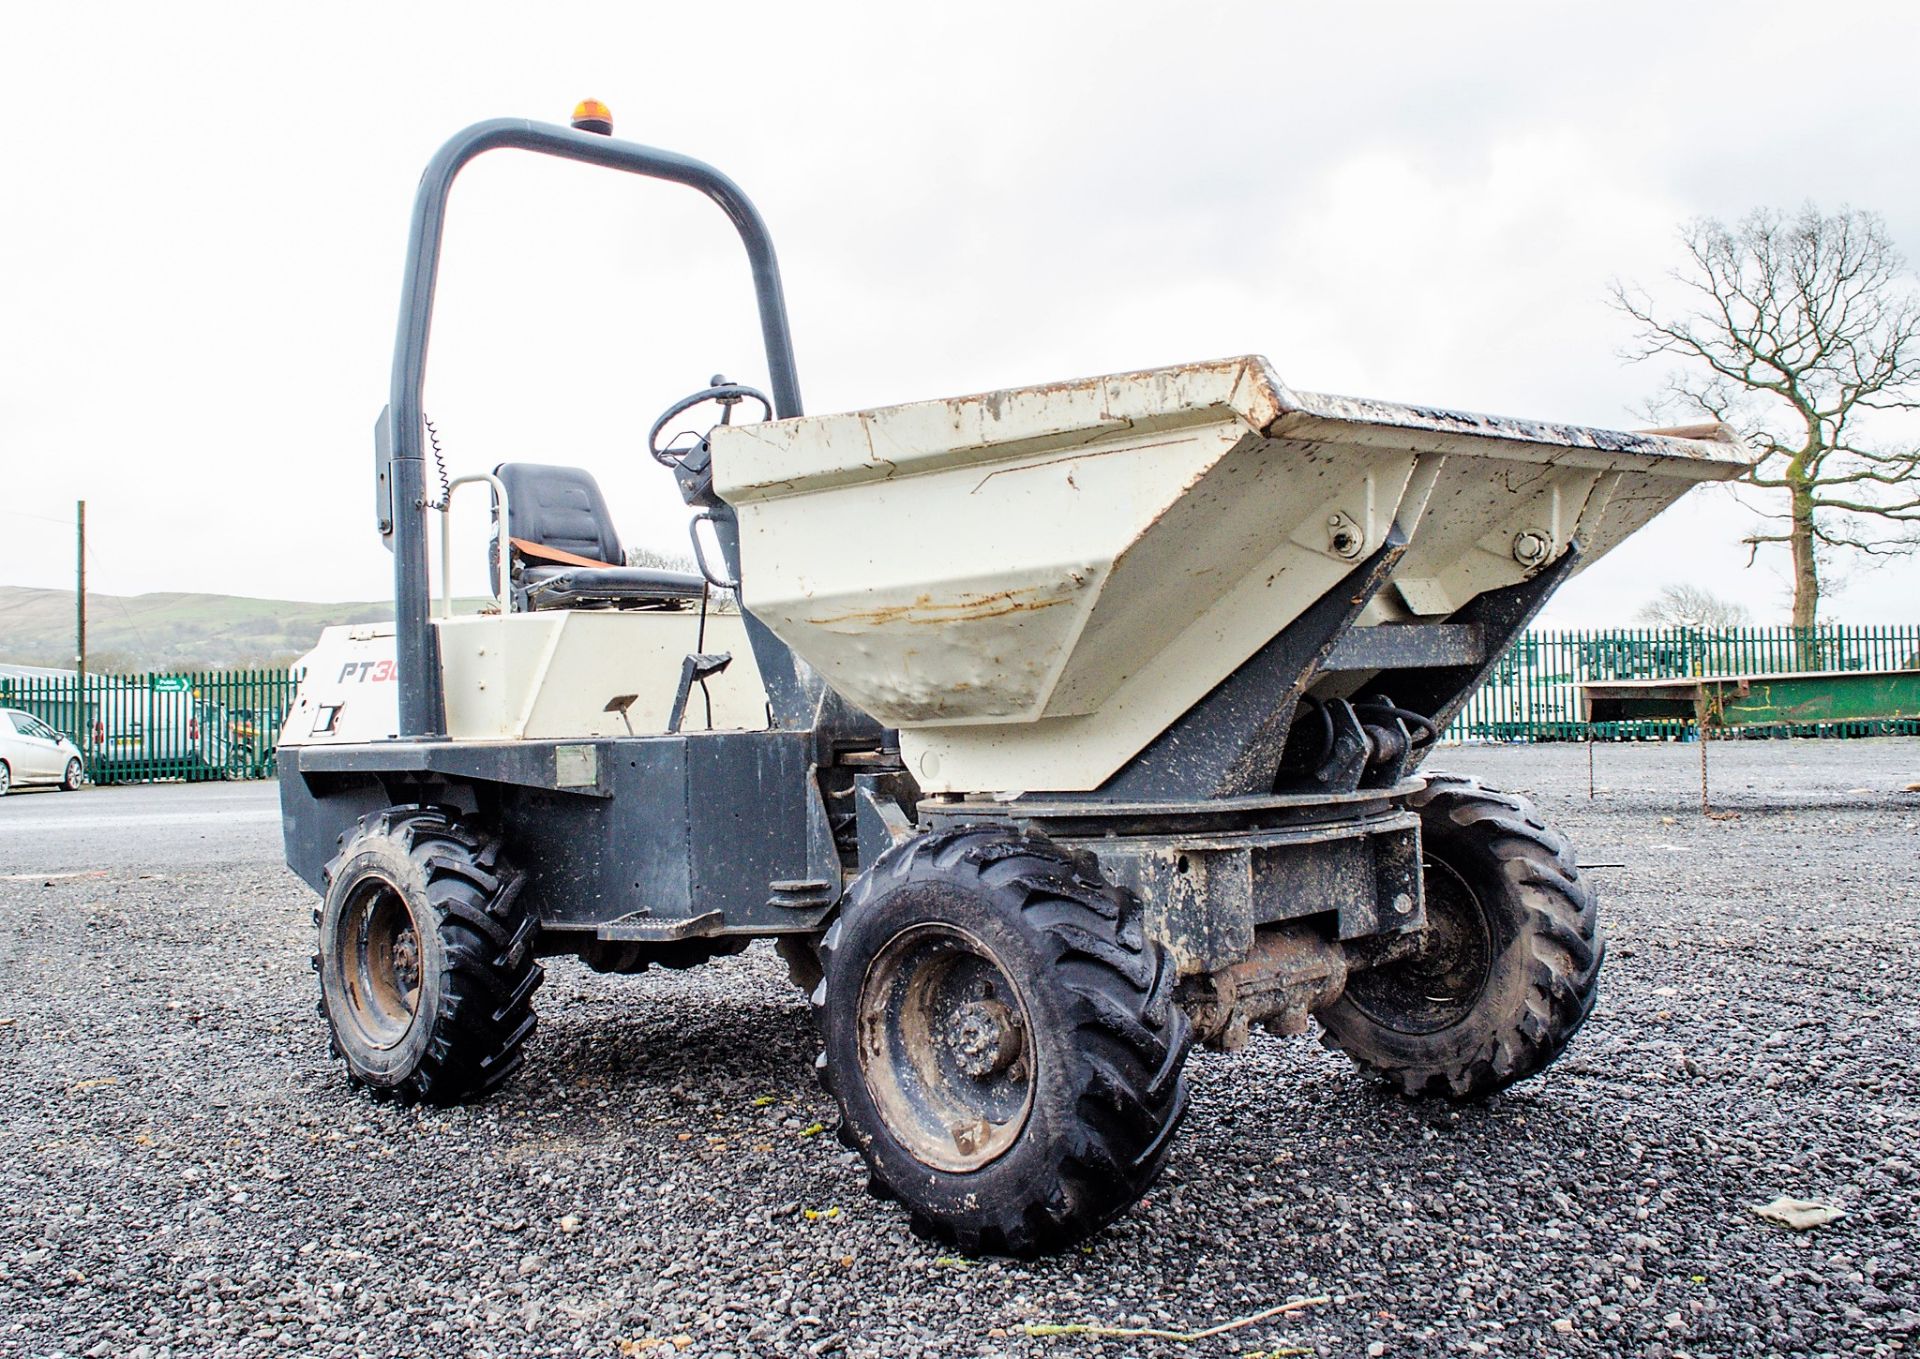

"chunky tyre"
[60,758,83,791]
[316,806,542,1104]
[816,827,1191,1256]
[1318,775,1602,1100]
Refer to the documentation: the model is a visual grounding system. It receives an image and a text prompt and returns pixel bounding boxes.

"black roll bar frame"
[383,118,804,738]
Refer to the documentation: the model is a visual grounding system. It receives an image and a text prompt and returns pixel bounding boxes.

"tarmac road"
[0,780,281,875]
[1,740,1916,1358]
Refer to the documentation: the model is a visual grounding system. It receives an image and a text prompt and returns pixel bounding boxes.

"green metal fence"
[2,629,1914,780]
[1449,624,1920,742]
[0,669,301,783]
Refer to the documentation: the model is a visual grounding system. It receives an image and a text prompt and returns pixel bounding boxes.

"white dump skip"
[710,356,1748,794]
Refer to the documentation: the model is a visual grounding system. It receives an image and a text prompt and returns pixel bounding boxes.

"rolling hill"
[0,585,392,671]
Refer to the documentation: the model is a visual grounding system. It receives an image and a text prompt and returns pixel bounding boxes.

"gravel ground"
[1,739,1917,1359]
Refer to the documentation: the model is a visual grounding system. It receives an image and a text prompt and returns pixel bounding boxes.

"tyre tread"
[1324,775,1602,1102]
[815,827,1190,1256]
[318,805,543,1106]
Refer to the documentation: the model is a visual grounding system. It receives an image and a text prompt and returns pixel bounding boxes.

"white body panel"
[281,624,402,746]
[282,613,768,747]
[710,355,1748,794]
[436,612,767,739]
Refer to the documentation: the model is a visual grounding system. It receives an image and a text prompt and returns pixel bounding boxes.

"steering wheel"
[648,375,773,467]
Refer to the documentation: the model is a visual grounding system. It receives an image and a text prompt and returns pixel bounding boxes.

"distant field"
[0,585,392,670]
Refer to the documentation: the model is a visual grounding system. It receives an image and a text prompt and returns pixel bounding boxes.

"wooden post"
[1696,687,1712,816]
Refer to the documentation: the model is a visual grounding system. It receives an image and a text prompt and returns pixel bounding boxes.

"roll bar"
[384,118,804,737]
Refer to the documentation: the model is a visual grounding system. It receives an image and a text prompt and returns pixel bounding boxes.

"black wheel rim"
[1341,855,1493,1035]
[337,878,423,1050]
[857,924,1035,1173]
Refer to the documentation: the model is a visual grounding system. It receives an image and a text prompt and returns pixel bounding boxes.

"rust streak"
[806,587,1074,627]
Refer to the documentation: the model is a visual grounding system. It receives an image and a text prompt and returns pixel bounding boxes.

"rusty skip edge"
[718,357,1280,498]
[1280,390,1749,474]
[718,354,1750,496]
[897,355,1285,431]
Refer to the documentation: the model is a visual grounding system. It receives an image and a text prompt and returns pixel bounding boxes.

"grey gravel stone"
[0,739,1915,1357]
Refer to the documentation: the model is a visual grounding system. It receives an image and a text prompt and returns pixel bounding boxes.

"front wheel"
[816,828,1191,1256]
[59,758,83,791]
[316,806,543,1104]
[0,761,11,796]
[1318,775,1602,1100]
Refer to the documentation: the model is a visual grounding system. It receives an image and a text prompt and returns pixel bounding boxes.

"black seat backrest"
[495,464,623,564]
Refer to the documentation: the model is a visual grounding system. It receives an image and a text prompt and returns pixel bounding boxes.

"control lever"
[667,652,733,733]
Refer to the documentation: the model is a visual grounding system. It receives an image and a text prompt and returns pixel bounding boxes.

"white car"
[0,707,84,795]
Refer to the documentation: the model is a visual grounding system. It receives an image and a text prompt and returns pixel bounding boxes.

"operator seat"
[492,463,706,611]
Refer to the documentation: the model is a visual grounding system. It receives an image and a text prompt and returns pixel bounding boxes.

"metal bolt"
[1327,512,1365,560]
[1512,530,1553,567]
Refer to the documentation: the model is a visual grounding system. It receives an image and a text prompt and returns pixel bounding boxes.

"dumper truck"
[279,105,1749,1255]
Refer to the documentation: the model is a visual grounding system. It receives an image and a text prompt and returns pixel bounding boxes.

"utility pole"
[75,500,87,744]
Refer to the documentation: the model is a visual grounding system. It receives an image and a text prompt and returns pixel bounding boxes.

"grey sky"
[4,2,1918,624]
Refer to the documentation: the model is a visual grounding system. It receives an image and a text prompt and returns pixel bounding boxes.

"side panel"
[505,739,694,927]
[282,612,772,752]
[505,730,828,932]
[283,731,833,936]
[687,732,837,930]
[437,611,770,740]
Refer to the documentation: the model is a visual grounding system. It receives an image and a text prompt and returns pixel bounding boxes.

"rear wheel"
[60,758,83,791]
[316,806,542,1103]
[1318,775,1602,1100]
[816,827,1191,1256]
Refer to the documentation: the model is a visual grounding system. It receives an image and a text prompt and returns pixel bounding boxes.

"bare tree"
[1612,206,1920,627]
[1634,582,1750,630]
[625,544,700,574]
[627,543,737,611]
